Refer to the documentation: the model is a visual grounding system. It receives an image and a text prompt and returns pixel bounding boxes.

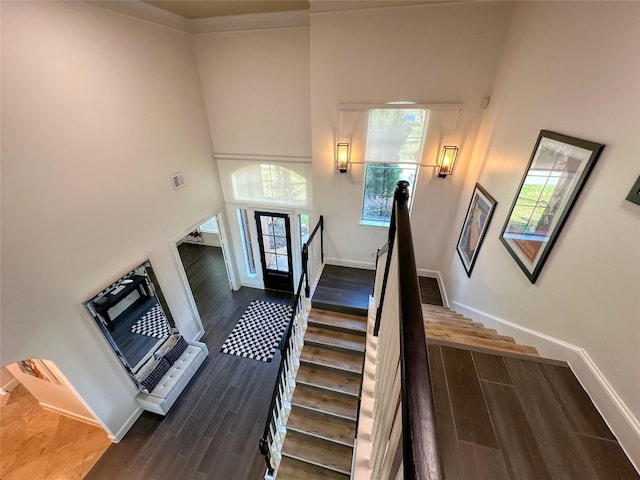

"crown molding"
[89,1,309,33]
[189,10,310,34]
[89,1,189,32]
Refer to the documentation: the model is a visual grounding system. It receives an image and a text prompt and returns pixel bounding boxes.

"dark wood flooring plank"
[458,440,510,480]
[419,276,444,306]
[482,381,552,480]
[441,346,498,449]
[312,265,374,314]
[539,363,615,440]
[505,358,597,480]
[87,245,291,480]
[576,433,640,480]
[473,352,512,385]
[426,345,464,480]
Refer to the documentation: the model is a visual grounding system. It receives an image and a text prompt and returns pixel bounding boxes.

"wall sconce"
[336,143,350,173]
[438,146,459,178]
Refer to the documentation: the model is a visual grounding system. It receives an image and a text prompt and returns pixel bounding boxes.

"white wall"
[6,360,97,425]
[444,0,640,462]
[1,1,223,438]
[192,23,312,286]
[1,367,18,392]
[192,25,311,158]
[309,2,513,269]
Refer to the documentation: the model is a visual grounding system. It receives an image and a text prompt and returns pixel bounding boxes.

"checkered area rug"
[130,304,172,338]
[220,300,293,362]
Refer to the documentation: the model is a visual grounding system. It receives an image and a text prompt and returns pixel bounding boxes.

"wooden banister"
[394,181,443,480]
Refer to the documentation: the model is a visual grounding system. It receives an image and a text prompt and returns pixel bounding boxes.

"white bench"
[135,340,208,415]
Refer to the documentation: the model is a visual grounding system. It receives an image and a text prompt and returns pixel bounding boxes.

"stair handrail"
[370,181,443,480]
[259,215,324,479]
[302,215,323,297]
[394,181,443,480]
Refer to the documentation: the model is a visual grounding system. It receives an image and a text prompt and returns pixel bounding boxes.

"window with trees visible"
[361,108,427,225]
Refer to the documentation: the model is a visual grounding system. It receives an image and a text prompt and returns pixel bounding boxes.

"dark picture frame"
[625,175,640,206]
[500,130,604,283]
[456,184,497,277]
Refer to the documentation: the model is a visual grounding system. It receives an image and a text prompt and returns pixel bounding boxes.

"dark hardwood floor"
[312,264,444,315]
[418,275,443,306]
[427,342,639,480]
[111,297,165,370]
[311,265,374,316]
[87,244,293,480]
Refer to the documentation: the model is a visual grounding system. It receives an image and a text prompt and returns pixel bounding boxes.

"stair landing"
[311,265,374,317]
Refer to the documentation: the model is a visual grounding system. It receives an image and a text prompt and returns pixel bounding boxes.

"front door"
[255,212,294,293]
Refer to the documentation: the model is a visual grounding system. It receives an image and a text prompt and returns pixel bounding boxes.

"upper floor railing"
[370,181,443,480]
[258,215,324,479]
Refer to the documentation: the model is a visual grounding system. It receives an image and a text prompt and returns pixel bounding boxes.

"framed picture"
[17,359,59,383]
[500,130,604,283]
[456,184,497,276]
[625,175,640,206]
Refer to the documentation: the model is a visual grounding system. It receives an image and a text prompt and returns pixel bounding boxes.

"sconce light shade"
[438,146,459,178]
[336,143,350,173]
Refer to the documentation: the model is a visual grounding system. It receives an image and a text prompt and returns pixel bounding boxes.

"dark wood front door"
[255,212,294,293]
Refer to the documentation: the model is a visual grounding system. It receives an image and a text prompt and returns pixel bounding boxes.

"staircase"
[422,304,539,356]
[276,308,366,480]
[275,302,539,479]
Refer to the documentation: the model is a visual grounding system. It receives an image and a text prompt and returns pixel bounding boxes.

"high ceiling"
[143,1,310,19]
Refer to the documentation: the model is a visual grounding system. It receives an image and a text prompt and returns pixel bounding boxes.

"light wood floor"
[0,384,111,480]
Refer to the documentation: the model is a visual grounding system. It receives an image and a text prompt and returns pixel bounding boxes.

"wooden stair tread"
[300,346,363,375]
[287,407,356,446]
[425,321,496,334]
[305,326,365,353]
[292,385,358,421]
[426,324,514,342]
[422,305,465,316]
[424,316,482,327]
[425,329,538,355]
[308,309,367,334]
[277,456,350,480]
[296,364,361,397]
[282,430,353,475]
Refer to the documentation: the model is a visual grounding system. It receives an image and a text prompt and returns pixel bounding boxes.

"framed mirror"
[84,260,176,386]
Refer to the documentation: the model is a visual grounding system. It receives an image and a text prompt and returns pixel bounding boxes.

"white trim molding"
[40,402,103,428]
[190,10,309,34]
[89,2,309,34]
[213,153,312,163]
[325,257,375,271]
[451,301,640,472]
[90,1,189,32]
[109,407,144,443]
[1,377,20,393]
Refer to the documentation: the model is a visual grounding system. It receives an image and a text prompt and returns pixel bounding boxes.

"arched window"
[218,160,311,208]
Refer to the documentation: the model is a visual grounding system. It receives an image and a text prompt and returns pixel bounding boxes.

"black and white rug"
[220,300,293,362]
[130,304,172,338]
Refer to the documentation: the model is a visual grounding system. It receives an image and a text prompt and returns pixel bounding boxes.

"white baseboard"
[416,268,449,308]
[192,329,205,342]
[109,406,144,443]
[39,402,102,428]
[451,301,640,472]
[325,257,375,270]
[2,378,20,393]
